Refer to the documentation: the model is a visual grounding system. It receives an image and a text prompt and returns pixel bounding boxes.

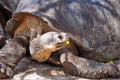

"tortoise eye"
[58,35,63,40]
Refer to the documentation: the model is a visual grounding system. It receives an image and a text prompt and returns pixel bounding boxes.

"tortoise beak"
[55,40,70,51]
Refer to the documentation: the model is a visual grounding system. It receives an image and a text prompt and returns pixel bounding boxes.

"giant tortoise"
[0,0,120,79]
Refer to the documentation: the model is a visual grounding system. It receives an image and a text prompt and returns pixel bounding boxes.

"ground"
[1,57,119,80]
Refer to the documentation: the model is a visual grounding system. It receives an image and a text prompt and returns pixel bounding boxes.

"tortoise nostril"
[58,35,63,40]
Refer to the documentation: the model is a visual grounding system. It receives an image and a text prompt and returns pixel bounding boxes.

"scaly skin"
[30,31,69,62]
[0,36,29,78]
[60,46,120,79]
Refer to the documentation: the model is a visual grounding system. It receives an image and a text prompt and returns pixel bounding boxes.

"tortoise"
[0,0,120,79]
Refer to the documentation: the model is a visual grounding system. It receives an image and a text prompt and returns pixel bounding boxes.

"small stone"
[50,70,65,76]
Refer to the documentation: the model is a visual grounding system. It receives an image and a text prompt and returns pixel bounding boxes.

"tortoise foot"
[0,62,13,79]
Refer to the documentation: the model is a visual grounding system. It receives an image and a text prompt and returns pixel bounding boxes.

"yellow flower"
[108,60,113,64]
[65,40,70,45]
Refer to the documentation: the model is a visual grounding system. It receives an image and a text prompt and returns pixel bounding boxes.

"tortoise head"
[30,31,69,62]
[40,31,69,52]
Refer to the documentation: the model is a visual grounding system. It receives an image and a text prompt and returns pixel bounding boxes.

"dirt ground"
[1,57,119,80]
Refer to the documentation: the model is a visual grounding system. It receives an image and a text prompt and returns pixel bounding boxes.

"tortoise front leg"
[0,36,29,78]
[60,46,120,79]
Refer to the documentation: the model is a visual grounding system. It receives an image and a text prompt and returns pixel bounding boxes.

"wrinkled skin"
[0,0,120,79]
[30,31,69,62]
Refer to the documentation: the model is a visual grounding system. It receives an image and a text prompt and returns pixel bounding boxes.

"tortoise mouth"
[57,40,70,47]
[55,42,68,51]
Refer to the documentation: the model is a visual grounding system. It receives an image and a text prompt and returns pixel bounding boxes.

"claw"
[117,64,120,71]
[0,63,13,78]
[1,64,6,73]
[6,67,13,77]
